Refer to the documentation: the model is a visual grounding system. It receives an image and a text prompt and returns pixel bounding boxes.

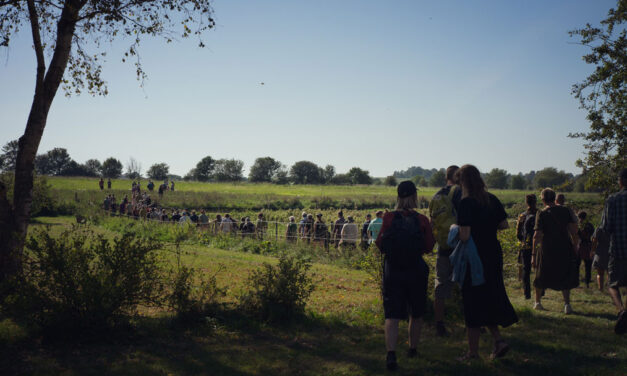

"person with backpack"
[286,216,298,243]
[532,188,579,314]
[456,165,517,361]
[515,194,538,299]
[376,180,435,371]
[361,214,372,250]
[577,211,595,288]
[332,211,347,249]
[312,213,328,248]
[429,165,462,337]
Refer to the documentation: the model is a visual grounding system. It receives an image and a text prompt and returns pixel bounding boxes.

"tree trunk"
[0,1,82,283]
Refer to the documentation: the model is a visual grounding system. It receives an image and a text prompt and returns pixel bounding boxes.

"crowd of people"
[98,166,627,371]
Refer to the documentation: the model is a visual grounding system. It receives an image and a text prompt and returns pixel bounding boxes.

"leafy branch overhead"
[569,0,626,193]
[0,0,215,96]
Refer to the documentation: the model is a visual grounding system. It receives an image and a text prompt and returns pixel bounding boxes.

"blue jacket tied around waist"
[448,224,485,287]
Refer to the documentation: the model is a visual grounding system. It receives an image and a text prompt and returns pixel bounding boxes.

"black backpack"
[380,211,425,269]
[523,212,536,247]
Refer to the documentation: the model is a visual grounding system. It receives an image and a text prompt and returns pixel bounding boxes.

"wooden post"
[275,221,278,242]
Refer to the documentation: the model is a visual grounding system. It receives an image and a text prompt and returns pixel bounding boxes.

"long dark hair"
[459,164,489,206]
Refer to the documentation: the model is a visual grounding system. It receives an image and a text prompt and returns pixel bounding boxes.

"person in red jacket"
[376,180,435,371]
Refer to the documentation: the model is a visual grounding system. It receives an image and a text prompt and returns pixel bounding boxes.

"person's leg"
[487,326,502,342]
[585,260,593,287]
[433,255,452,335]
[385,319,400,351]
[466,327,480,357]
[609,287,624,312]
[522,249,532,299]
[408,317,423,350]
[534,287,543,305]
[597,269,605,291]
[562,289,571,305]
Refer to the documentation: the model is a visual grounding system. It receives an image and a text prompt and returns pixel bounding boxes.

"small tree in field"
[193,156,215,182]
[0,0,215,282]
[147,163,169,181]
[101,158,123,179]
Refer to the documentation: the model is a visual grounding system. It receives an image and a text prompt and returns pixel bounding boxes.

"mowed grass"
[2,216,626,376]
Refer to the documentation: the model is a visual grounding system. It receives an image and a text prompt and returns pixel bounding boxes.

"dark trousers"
[521,248,532,298]
[580,258,593,286]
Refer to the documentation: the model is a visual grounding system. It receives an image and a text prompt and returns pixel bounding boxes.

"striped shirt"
[599,188,627,259]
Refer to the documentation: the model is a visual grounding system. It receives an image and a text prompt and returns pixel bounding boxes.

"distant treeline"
[394,165,597,193]
[0,140,596,192]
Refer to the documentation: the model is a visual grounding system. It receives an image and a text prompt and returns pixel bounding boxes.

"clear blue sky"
[0,0,616,177]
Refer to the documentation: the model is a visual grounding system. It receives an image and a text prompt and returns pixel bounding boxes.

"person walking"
[516,194,538,300]
[361,214,372,250]
[592,225,610,291]
[99,178,104,190]
[376,180,434,371]
[255,213,268,240]
[597,168,627,334]
[286,216,298,243]
[332,211,347,248]
[107,178,112,189]
[340,216,358,254]
[577,211,595,288]
[532,188,579,313]
[456,165,518,361]
[429,165,462,336]
[312,214,328,248]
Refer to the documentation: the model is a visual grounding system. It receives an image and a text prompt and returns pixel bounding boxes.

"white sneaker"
[564,304,573,314]
[533,302,546,311]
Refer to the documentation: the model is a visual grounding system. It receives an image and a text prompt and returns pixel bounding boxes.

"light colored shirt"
[340,222,359,244]
[367,217,383,242]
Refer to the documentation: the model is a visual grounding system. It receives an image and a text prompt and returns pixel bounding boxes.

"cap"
[397,180,417,198]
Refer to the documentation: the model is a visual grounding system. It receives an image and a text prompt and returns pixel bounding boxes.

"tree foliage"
[347,167,373,185]
[289,161,322,184]
[126,157,142,179]
[510,174,527,190]
[533,167,572,189]
[193,156,215,182]
[213,159,244,182]
[429,169,446,187]
[83,159,101,176]
[249,157,282,183]
[101,157,123,179]
[485,168,510,189]
[35,148,72,175]
[147,163,170,180]
[0,140,18,172]
[569,1,627,194]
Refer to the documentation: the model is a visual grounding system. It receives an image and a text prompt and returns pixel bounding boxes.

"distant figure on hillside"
[170,180,175,192]
[597,168,627,335]
[213,214,222,234]
[332,211,347,248]
[375,180,434,370]
[158,183,165,198]
[533,188,579,313]
[199,210,209,227]
[340,216,358,253]
[99,178,104,190]
[312,214,328,248]
[256,213,268,240]
[577,211,595,288]
[107,178,112,189]
[190,210,199,223]
[360,214,372,250]
[298,212,308,240]
[147,180,155,191]
[286,216,298,242]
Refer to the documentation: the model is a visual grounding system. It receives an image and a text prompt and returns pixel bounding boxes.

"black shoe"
[615,310,627,335]
[386,351,397,371]
[407,348,418,358]
[436,321,449,337]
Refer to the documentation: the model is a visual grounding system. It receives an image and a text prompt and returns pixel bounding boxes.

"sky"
[0,0,617,177]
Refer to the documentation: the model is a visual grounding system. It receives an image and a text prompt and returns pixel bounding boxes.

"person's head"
[458,164,489,206]
[395,180,418,210]
[525,194,537,209]
[201,210,205,214]
[245,217,251,222]
[225,213,230,218]
[302,212,307,218]
[289,216,295,222]
[555,193,565,206]
[258,213,264,218]
[541,188,556,205]
[316,213,323,220]
[347,216,354,222]
[337,210,344,218]
[216,214,222,220]
[366,213,372,220]
[578,211,587,221]
[620,168,627,188]
[376,210,383,218]
[446,165,460,185]
[307,214,314,220]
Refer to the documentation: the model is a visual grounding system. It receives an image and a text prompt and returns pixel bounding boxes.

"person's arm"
[532,230,543,268]
[420,216,435,254]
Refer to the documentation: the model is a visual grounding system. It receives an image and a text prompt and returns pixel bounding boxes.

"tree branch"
[27,0,46,88]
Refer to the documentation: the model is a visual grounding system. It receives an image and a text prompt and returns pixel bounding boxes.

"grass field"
[2,215,626,376]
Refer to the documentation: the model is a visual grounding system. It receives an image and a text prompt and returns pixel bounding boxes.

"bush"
[168,265,226,322]
[239,253,314,321]
[1,227,164,334]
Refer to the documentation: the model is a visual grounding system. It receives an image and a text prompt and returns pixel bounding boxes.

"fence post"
[275,222,278,242]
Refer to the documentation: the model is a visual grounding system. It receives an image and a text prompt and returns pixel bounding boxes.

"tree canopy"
[147,163,170,181]
[101,158,123,179]
[249,157,282,183]
[569,1,627,193]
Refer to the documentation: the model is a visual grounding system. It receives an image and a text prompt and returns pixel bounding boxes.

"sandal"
[456,352,480,362]
[490,339,510,360]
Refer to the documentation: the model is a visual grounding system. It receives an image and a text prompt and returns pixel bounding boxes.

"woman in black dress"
[457,165,518,360]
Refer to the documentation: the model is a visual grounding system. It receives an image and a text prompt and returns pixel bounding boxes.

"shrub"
[1,227,164,334]
[239,253,314,321]
[168,265,226,322]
